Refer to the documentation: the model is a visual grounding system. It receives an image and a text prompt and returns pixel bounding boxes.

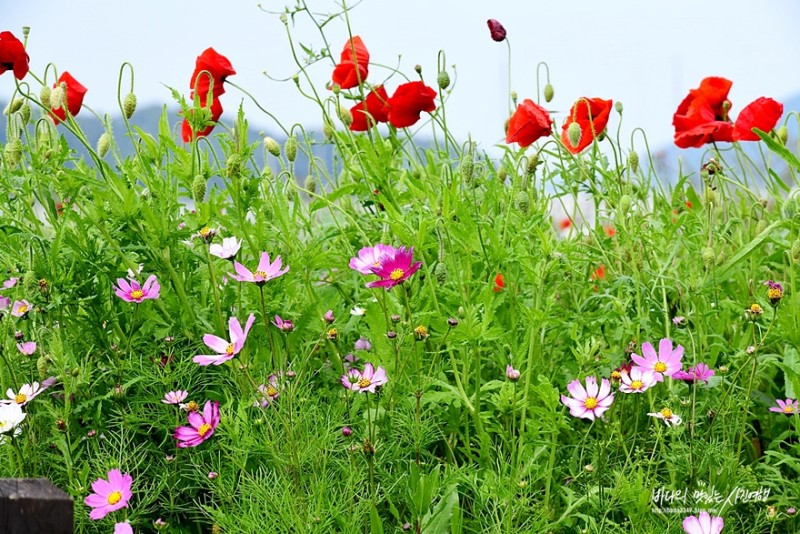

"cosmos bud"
[123,92,137,119]
[544,83,554,103]
[487,19,507,42]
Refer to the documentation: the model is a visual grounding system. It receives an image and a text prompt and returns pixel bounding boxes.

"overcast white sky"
[4,0,800,154]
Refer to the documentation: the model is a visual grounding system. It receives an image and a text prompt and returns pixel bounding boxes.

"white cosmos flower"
[0,402,26,437]
[209,237,242,260]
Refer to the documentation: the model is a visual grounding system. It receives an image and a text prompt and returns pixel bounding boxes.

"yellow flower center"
[107,491,122,505]
[197,423,212,437]
[267,386,278,397]
[357,378,372,388]
[255,270,267,279]
[225,344,235,355]
[389,268,405,281]
[186,401,199,412]
[199,226,212,237]
[784,405,794,413]
[660,408,673,419]
[327,328,338,339]
[17,304,28,314]
[768,288,782,300]
[14,393,26,404]
[610,371,621,380]
[654,361,667,373]
[750,303,763,314]
[630,380,643,390]
[583,397,598,409]
[130,289,144,300]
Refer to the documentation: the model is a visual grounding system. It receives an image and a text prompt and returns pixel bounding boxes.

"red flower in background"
[387,81,437,128]
[506,99,553,147]
[487,19,507,42]
[591,264,606,281]
[561,97,613,154]
[493,273,505,292]
[672,77,783,148]
[49,72,87,124]
[332,36,369,89]
[0,31,29,79]
[350,85,390,131]
[182,48,235,142]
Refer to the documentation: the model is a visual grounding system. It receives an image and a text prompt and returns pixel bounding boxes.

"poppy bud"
[36,355,50,380]
[628,151,639,173]
[192,174,207,203]
[526,154,539,177]
[97,132,111,158]
[123,92,137,119]
[50,83,66,110]
[19,103,30,125]
[226,154,242,180]
[337,105,353,128]
[497,166,507,183]
[544,84,554,103]
[777,125,788,146]
[792,239,800,262]
[305,175,316,194]
[702,247,715,269]
[322,121,335,141]
[755,219,767,235]
[619,194,632,215]
[264,136,281,157]
[39,85,51,108]
[487,19,507,42]
[4,98,23,116]
[460,156,474,183]
[566,121,582,149]
[514,191,530,215]
[414,64,422,75]
[705,187,717,207]
[434,262,448,284]
[437,70,450,90]
[4,138,23,168]
[285,136,298,162]
[614,101,623,114]
[280,13,288,24]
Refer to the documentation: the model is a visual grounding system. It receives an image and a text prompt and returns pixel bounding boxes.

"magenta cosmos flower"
[193,314,255,366]
[84,469,133,520]
[618,367,657,394]
[230,251,288,285]
[673,363,715,384]
[11,299,31,317]
[349,244,395,274]
[631,338,683,382]
[365,246,422,290]
[341,363,388,393]
[114,522,133,534]
[174,400,219,448]
[560,376,614,421]
[273,315,295,332]
[682,511,724,534]
[770,398,798,414]
[114,275,160,303]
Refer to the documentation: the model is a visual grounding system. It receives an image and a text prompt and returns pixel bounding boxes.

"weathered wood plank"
[0,479,73,533]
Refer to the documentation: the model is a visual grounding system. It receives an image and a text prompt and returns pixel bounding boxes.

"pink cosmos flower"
[162,390,188,404]
[618,366,657,394]
[273,315,295,332]
[323,309,335,323]
[114,275,160,303]
[174,400,220,448]
[560,376,614,421]
[349,244,395,274]
[0,296,9,310]
[230,251,288,285]
[193,314,255,366]
[11,299,31,317]
[770,398,798,414]
[673,363,715,384]
[682,511,724,534]
[631,338,683,382]
[5,382,45,406]
[84,469,133,520]
[354,337,372,351]
[254,375,280,407]
[209,236,241,260]
[16,341,36,356]
[365,246,422,290]
[114,522,133,534]
[3,277,18,288]
[340,363,388,393]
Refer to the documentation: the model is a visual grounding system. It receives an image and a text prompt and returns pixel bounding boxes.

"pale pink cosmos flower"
[5,382,45,406]
[323,309,335,323]
[193,314,256,366]
[273,315,295,332]
[162,390,188,405]
[770,398,798,414]
[682,511,724,534]
[174,400,219,448]
[354,337,372,351]
[618,366,657,394]
[0,296,9,310]
[630,338,683,382]
[209,236,242,260]
[365,246,422,290]
[254,375,280,407]
[114,275,160,303]
[341,363,388,393]
[673,363,715,384]
[126,264,143,278]
[230,252,288,285]
[11,299,31,317]
[114,521,133,534]
[349,244,395,274]
[3,277,18,289]
[560,376,614,421]
[84,469,133,520]
[16,341,36,355]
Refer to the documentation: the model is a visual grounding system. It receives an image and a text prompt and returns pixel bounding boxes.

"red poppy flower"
[49,71,88,125]
[672,77,734,148]
[0,31,29,80]
[559,218,572,231]
[591,264,606,281]
[506,99,553,147]
[350,85,390,131]
[493,273,505,292]
[603,226,616,238]
[387,81,437,128]
[732,97,783,141]
[561,97,613,154]
[189,47,236,98]
[332,36,369,90]
[487,19,507,42]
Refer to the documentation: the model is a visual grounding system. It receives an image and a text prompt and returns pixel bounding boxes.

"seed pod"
[543,83,554,103]
[263,137,281,158]
[97,132,111,158]
[285,136,298,163]
[192,174,207,203]
[123,92,137,119]
[434,262,448,284]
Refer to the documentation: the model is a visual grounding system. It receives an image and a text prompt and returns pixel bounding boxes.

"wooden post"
[0,479,73,533]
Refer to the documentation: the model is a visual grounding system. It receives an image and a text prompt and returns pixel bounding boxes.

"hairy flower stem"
[121,305,139,383]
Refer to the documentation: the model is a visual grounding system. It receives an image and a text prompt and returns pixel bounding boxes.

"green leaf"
[369,504,384,534]
[422,484,459,534]
[754,128,800,172]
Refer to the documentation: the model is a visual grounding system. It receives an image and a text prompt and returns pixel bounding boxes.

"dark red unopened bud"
[487,19,507,42]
